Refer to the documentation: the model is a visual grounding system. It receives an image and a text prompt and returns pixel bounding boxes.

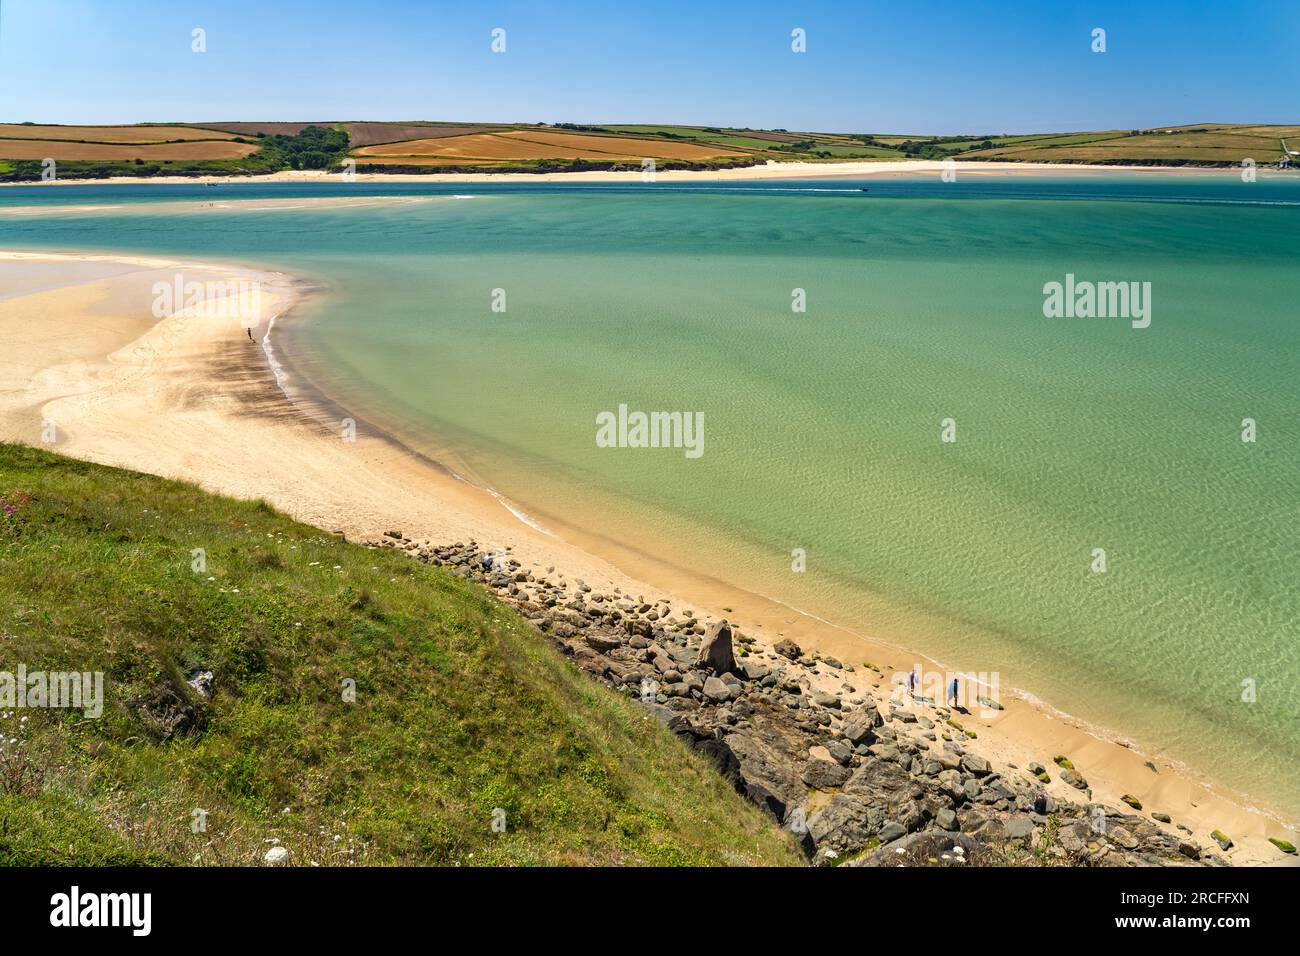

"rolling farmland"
[0,123,242,143]
[0,138,257,161]
[1,120,1295,180]
[354,129,749,163]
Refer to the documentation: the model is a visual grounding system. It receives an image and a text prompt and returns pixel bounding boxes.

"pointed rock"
[696,619,736,674]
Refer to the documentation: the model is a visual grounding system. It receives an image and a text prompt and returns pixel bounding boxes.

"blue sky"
[1,0,1296,133]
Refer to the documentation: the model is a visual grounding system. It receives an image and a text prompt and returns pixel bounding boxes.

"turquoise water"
[3,176,1298,818]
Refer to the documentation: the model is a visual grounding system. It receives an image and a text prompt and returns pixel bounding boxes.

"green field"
[0,443,803,866]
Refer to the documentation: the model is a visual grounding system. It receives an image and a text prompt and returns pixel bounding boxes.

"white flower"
[264,846,289,865]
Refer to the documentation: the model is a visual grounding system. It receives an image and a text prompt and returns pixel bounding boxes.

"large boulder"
[702,676,733,702]
[721,720,811,829]
[774,639,802,660]
[696,620,736,673]
[810,689,841,709]
[1003,815,1035,841]
[802,758,852,790]
[841,710,879,746]
[960,753,991,776]
[807,794,879,854]
[1059,768,1089,790]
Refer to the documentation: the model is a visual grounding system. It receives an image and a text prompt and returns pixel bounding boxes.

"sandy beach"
[0,244,1295,866]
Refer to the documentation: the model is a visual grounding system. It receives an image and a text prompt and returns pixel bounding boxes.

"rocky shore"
[376,533,1236,867]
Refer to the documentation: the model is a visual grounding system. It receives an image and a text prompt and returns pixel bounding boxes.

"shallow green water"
[3,177,1298,818]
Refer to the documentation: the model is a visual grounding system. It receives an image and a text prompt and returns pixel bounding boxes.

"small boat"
[859,187,870,192]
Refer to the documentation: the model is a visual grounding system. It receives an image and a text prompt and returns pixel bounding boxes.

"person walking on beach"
[906,669,917,700]
[247,327,254,342]
[948,677,959,710]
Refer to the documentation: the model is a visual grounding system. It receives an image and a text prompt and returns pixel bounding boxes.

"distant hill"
[1,120,1296,180]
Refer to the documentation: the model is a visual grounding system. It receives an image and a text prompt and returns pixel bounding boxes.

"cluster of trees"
[1126,127,1208,136]
[256,125,351,170]
[773,140,833,158]
[893,136,995,158]
[852,135,892,149]
[551,122,612,133]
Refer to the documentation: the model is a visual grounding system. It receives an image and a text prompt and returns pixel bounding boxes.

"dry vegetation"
[0,138,258,161]
[0,124,240,143]
[202,121,504,147]
[355,129,747,163]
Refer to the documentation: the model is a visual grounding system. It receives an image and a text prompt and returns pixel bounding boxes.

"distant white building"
[1280,139,1297,168]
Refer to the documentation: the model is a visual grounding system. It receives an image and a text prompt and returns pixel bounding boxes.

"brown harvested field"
[503,130,746,159]
[0,123,240,143]
[731,130,808,143]
[356,132,639,161]
[344,123,493,147]
[201,121,498,146]
[352,156,498,167]
[200,122,313,137]
[0,138,258,161]
[356,129,745,162]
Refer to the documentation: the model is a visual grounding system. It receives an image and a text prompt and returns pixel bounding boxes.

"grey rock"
[878,821,907,843]
[1003,816,1035,841]
[810,689,840,709]
[802,758,852,790]
[696,620,736,674]
[1059,768,1089,790]
[826,740,854,766]
[960,753,991,776]
[702,676,732,702]
[774,639,802,660]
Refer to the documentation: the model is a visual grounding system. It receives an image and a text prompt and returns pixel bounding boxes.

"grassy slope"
[0,444,802,866]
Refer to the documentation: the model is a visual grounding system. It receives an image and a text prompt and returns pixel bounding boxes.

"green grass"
[0,443,803,867]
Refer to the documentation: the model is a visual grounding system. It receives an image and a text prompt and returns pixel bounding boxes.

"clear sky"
[1,0,1296,134]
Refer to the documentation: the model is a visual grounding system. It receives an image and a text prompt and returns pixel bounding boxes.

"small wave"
[485,487,554,535]
[257,272,297,399]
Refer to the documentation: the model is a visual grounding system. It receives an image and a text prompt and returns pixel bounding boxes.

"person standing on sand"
[907,669,917,700]
[948,677,959,709]
[247,327,254,342]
